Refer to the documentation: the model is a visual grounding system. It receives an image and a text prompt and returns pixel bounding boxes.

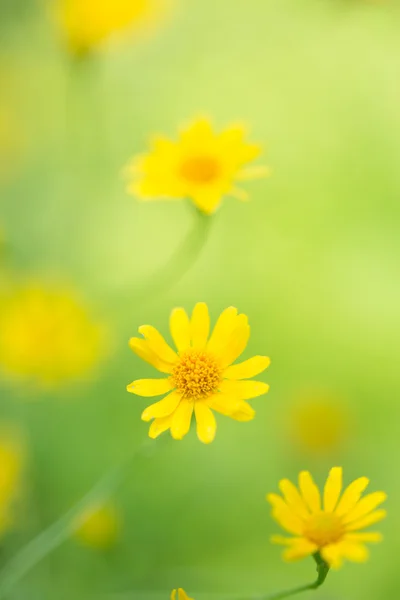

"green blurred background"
[1,0,399,598]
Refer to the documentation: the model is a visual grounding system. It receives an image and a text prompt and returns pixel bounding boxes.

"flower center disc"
[171,349,221,400]
[303,512,344,546]
[180,156,219,184]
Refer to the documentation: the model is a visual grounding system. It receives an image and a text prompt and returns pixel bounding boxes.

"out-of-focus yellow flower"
[287,392,349,454]
[0,283,106,388]
[0,426,24,537]
[171,590,194,600]
[126,118,269,215]
[127,303,270,443]
[267,467,386,569]
[55,0,169,56]
[73,502,120,549]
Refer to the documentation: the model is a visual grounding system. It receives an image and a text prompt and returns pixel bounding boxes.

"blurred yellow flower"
[267,467,386,569]
[0,426,24,537]
[0,283,105,388]
[171,590,193,600]
[127,118,269,215]
[127,303,270,443]
[73,502,120,549]
[55,0,169,56]
[287,392,349,454]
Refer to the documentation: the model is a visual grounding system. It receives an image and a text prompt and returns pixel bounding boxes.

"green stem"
[124,205,213,308]
[0,439,158,598]
[253,554,330,600]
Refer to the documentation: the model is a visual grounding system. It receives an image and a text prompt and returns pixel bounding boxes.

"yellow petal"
[138,325,178,364]
[324,467,343,513]
[219,315,250,367]
[178,590,193,600]
[345,509,387,531]
[129,338,173,374]
[278,479,310,520]
[335,477,369,516]
[343,492,387,524]
[179,118,214,147]
[194,402,216,444]
[336,541,369,563]
[207,392,241,416]
[320,543,343,569]
[224,356,270,380]
[217,125,256,159]
[236,165,271,181]
[271,535,296,546]
[208,393,255,421]
[299,471,321,513]
[207,307,238,355]
[230,401,256,422]
[170,399,193,440]
[127,378,173,397]
[266,494,303,535]
[141,391,181,422]
[344,532,383,543]
[219,379,269,399]
[149,414,174,439]
[190,303,210,349]
[170,308,191,353]
[282,538,318,561]
[171,591,177,600]
[230,187,249,202]
[191,192,222,215]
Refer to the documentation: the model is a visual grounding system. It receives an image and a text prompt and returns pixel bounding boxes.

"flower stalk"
[259,553,330,600]
[125,205,213,307]
[0,439,161,598]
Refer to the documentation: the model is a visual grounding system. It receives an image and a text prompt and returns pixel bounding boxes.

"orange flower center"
[303,512,345,547]
[171,349,222,400]
[180,155,220,184]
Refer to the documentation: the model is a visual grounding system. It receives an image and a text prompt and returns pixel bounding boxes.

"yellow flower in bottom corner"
[171,590,194,600]
[73,502,120,549]
[127,117,269,215]
[267,467,386,569]
[0,283,105,388]
[127,303,270,444]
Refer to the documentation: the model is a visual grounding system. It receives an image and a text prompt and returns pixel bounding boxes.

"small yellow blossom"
[0,426,24,537]
[127,303,270,443]
[73,502,120,549]
[0,283,105,388]
[126,118,269,215]
[267,467,386,569]
[171,590,194,600]
[287,392,349,454]
[55,0,169,56]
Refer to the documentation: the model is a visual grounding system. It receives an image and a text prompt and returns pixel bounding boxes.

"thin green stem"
[0,439,158,598]
[131,205,213,306]
[244,554,330,600]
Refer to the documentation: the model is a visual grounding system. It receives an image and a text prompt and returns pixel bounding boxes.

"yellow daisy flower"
[267,467,386,569]
[73,502,120,549]
[55,0,168,56]
[171,590,193,600]
[127,303,270,444]
[126,118,269,215]
[0,282,106,388]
